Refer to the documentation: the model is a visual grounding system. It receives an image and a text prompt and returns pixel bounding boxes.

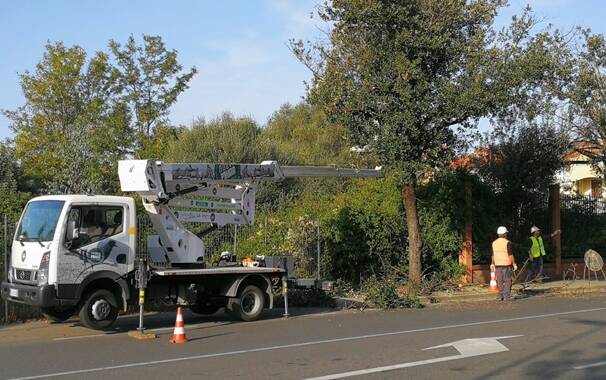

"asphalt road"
[2,294,606,380]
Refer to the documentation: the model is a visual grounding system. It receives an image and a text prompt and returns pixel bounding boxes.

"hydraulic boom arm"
[118,159,382,265]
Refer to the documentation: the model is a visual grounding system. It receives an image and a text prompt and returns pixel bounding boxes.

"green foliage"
[292,1,563,175]
[2,35,195,194]
[137,124,182,161]
[0,143,31,220]
[237,170,471,287]
[479,123,567,231]
[165,113,260,163]
[109,35,197,140]
[561,31,606,173]
[262,103,352,166]
[363,275,422,310]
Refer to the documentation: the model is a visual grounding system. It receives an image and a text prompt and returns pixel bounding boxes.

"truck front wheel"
[232,285,265,322]
[41,307,75,322]
[78,289,119,330]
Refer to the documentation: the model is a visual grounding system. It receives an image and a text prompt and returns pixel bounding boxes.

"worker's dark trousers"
[495,266,512,299]
[526,257,544,281]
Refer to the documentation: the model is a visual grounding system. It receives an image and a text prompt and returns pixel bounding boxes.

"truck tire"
[78,289,119,330]
[41,307,76,322]
[232,285,265,322]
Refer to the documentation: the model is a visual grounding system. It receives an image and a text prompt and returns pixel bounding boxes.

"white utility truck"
[1,159,382,330]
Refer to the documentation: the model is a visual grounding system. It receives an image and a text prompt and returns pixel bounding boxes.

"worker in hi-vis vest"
[527,226,546,282]
[526,226,560,282]
[491,226,518,301]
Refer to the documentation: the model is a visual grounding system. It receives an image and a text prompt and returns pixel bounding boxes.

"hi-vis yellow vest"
[530,236,546,258]
[492,237,512,266]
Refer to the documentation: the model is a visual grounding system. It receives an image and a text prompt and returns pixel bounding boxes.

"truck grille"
[15,269,33,282]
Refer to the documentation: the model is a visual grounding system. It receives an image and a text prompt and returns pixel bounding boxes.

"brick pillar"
[459,181,473,283]
[550,184,562,276]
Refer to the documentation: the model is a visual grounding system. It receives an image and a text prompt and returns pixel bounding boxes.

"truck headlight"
[8,267,13,282]
[37,251,50,286]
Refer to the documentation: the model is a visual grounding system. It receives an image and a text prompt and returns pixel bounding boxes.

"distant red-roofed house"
[558,141,605,197]
[450,147,493,171]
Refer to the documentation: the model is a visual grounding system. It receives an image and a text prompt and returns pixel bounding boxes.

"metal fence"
[560,194,606,257]
[561,194,606,215]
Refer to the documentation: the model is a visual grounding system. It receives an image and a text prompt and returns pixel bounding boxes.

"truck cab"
[1,195,136,328]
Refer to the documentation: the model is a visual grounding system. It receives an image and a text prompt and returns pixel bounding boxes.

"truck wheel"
[78,289,119,330]
[41,307,75,322]
[232,285,264,322]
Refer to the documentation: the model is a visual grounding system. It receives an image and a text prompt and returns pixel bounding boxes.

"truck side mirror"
[65,220,79,243]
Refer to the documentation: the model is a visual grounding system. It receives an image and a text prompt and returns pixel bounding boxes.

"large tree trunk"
[402,182,423,284]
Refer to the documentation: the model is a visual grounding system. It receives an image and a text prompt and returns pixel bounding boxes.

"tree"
[478,122,568,240]
[3,35,196,193]
[3,42,129,193]
[291,1,567,283]
[0,143,30,220]
[165,113,260,163]
[109,35,197,143]
[563,31,606,174]
[262,103,352,166]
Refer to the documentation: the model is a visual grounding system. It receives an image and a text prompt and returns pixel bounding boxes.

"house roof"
[564,141,602,163]
[450,147,493,170]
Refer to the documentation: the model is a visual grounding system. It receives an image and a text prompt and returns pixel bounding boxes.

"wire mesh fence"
[560,194,606,258]
[1,214,41,324]
[136,213,324,278]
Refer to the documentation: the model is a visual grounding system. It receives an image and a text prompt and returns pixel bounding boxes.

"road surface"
[1,294,606,379]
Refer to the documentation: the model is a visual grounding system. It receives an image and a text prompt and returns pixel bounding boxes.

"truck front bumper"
[1,282,78,308]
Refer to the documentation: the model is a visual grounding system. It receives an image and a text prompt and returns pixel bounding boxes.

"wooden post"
[550,184,562,277]
[459,181,473,283]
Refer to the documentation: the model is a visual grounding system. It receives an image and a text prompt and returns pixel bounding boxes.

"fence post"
[316,221,321,280]
[233,224,238,256]
[550,184,562,277]
[459,181,473,283]
[3,214,8,323]
[264,215,268,251]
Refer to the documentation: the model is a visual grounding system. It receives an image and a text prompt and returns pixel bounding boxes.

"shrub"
[362,275,422,309]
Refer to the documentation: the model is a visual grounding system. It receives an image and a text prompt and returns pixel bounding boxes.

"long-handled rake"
[513,258,530,284]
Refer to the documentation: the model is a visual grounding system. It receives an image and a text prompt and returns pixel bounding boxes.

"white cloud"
[266,0,326,39]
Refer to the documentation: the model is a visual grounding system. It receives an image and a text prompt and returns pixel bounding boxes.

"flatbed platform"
[152,267,285,276]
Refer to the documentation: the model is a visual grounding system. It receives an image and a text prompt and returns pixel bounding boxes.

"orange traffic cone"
[169,307,187,344]
[489,268,498,293]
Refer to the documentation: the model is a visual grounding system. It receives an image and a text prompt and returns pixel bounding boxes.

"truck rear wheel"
[78,289,119,330]
[232,285,264,322]
[41,307,76,322]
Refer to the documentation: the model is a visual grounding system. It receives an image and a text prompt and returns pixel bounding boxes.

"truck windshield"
[16,200,65,242]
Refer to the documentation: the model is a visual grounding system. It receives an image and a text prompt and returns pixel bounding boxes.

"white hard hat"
[497,226,508,235]
[530,226,540,233]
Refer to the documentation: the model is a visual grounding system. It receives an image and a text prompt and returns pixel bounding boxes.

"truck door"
[57,204,130,296]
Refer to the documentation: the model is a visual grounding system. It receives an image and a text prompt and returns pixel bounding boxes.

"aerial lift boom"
[118,159,382,265]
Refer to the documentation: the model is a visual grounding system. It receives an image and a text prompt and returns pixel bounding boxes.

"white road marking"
[10,306,606,380]
[305,336,522,380]
[575,361,606,370]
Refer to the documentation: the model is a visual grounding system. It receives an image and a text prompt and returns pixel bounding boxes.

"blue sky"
[0,0,604,140]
